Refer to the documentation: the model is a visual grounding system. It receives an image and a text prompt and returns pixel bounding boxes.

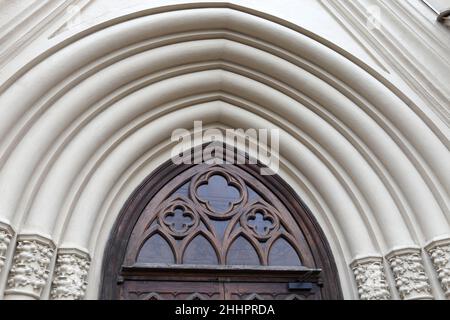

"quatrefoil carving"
[191,168,246,219]
[158,199,199,239]
[247,212,275,237]
[164,207,194,233]
[241,203,280,241]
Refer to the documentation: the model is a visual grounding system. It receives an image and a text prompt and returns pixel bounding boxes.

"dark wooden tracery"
[100,149,343,300]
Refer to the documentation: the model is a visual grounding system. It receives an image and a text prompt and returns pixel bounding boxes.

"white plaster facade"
[0,0,449,300]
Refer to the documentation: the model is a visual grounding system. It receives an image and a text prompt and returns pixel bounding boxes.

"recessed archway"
[0,3,448,300]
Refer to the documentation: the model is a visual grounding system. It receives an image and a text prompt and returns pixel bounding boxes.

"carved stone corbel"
[387,247,433,300]
[5,234,55,299]
[426,238,450,298]
[0,223,14,273]
[351,255,391,300]
[50,248,90,300]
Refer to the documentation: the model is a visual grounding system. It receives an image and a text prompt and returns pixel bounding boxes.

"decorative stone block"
[387,247,433,300]
[426,238,450,298]
[5,234,55,299]
[0,223,13,273]
[51,248,90,300]
[351,256,391,300]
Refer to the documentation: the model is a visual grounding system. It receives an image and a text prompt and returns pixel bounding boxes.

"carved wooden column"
[426,238,450,298]
[50,248,90,300]
[387,247,433,300]
[351,255,391,300]
[4,234,55,300]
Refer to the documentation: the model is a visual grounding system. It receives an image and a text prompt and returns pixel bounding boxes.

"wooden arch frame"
[100,145,343,300]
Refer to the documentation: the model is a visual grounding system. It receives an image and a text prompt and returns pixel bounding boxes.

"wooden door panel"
[121,279,320,300]
[224,282,320,300]
[119,265,321,300]
[122,280,223,300]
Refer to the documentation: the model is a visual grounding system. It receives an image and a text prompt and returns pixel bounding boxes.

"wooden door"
[119,265,322,300]
[101,159,342,300]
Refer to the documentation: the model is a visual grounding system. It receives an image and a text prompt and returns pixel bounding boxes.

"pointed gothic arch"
[100,146,343,300]
[0,2,447,300]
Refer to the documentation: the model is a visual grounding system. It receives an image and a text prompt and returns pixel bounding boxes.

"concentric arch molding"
[386,247,433,300]
[425,237,450,298]
[50,248,90,300]
[5,234,55,300]
[350,255,391,300]
[0,2,448,300]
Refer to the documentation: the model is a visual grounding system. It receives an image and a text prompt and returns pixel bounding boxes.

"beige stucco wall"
[0,0,449,300]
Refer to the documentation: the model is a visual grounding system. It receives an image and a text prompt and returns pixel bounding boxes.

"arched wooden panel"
[101,148,343,300]
[129,164,311,268]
